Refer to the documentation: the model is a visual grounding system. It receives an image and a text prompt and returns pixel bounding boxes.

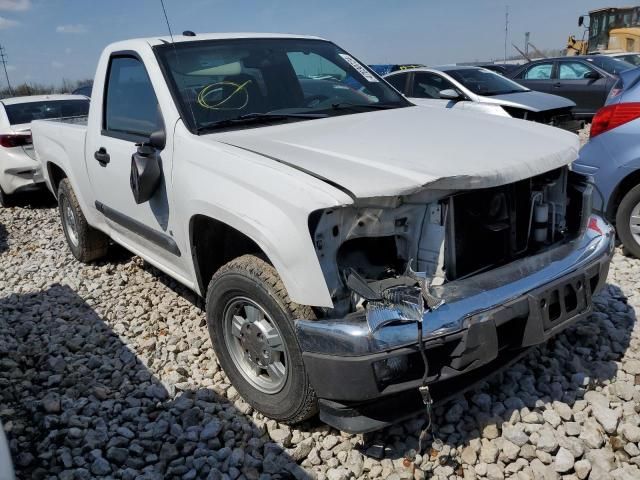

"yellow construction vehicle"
[567,6,640,55]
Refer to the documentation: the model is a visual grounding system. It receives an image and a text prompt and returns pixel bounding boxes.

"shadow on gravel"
[0,284,309,479]
[7,188,57,210]
[361,283,636,467]
[0,223,7,254]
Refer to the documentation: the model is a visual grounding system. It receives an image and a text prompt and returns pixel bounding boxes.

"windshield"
[618,54,640,66]
[4,99,89,125]
[445,68,528,96]
[587,56,635,75]
[155,38,409,132]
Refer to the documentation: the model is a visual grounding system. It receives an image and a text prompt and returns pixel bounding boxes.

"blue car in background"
[574,67,640,257]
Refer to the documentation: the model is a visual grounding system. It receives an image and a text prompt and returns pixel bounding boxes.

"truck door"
[85,54,181,267]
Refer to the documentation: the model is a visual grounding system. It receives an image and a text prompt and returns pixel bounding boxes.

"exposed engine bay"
[309,167,591,325]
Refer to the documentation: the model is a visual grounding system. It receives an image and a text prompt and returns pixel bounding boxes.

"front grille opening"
[445,168,591,281]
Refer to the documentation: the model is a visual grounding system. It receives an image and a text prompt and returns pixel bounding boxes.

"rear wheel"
[205,254,317,423]
[616,184,640,258]
[58,178,109,262]
[0,186,11,207]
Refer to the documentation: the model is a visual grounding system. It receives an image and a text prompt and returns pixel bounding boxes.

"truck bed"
[31,117,88,195]
[43,115,88,126]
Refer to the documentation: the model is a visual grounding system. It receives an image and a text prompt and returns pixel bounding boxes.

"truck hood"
[211,105,579,199]
[479,90,576,112]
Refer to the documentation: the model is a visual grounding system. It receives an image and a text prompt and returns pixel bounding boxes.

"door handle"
[553,82,562,88]
[94,147,110,166]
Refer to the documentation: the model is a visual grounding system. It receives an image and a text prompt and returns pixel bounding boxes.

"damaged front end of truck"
[297,166,614,433]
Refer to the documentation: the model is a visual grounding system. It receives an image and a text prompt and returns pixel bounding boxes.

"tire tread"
[206,254,318,424]
[58,178,109,262]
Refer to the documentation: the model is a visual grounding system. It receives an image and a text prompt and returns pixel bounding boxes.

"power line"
[0,45,13,96]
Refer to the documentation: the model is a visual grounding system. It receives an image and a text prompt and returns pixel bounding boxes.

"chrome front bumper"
[297,215,614,357]
[298,215,613,432]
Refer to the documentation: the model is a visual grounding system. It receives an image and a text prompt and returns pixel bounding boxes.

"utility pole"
[0,45,13,96]
[504,5,509,63]
[525,32,530,57]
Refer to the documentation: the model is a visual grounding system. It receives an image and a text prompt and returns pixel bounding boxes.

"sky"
[0,0,635,86]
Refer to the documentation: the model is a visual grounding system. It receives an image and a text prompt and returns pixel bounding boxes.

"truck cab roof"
[108,32,325,50]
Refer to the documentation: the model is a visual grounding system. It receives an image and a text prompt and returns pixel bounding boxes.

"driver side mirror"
[584,71,601,80]
[439,89,461,100]
[149,129,166,150]
[578,15,584,27]
[130,130,165,204]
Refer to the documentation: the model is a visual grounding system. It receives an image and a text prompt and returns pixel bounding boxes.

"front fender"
[174,129,352,308]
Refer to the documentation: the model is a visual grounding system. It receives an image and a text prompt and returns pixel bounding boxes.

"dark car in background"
[476,63,521,76]
[508,56,632,119]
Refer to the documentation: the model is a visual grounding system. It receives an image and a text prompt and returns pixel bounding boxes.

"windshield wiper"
[197,112,328,133]
[483,89,528,96]
[330,102,399,111]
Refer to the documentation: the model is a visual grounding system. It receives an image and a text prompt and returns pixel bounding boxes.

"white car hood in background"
[212,106,579,199]
[481,90,576,112]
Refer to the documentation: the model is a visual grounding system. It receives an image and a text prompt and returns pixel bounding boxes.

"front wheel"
[616,184,640,259]
[205,254,317,423]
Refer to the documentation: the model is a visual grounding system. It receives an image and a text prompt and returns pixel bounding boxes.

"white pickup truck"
[32,33,614,433]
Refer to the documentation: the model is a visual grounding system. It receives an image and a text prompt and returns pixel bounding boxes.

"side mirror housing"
[584,71,601,80]
[578,15,584,27]
[149,129,166,150]
[439,89,461,100]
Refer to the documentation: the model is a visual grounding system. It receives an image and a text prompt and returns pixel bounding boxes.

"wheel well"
[607,170,640,223]
[190,215,265,295]
[47,162,67,198]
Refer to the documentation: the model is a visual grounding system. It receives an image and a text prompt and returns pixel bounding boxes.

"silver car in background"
[385,66,580,130]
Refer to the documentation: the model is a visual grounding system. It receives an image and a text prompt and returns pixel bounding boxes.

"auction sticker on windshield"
[339,54,379,82]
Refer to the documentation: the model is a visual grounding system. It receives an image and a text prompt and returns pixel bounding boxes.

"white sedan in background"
[0,94,89,206]
[384,66,580,130]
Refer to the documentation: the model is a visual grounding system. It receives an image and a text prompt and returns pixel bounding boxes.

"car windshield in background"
[155,38,410,132]
[616,54,640,66]
[587,56,635,75]
[4,99,89,125]
[446,68,529,96]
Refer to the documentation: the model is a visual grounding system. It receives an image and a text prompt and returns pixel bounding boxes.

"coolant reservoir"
[534,202,549,243]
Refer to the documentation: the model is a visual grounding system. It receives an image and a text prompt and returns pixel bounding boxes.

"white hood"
[211,105,579,198]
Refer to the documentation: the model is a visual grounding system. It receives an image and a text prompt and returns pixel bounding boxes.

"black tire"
[616,184,640,259]
[0,186,11,207]
[206,254,318,424]
[57,178,109,262]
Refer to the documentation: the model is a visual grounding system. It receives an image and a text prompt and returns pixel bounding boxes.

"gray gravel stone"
[553,447,574,473]
[2,184,640,480]
[574,459,592,479]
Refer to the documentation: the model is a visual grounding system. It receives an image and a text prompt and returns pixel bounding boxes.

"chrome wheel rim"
[62,197,79,248]
[223,297,288,394]
[631,200,640,246]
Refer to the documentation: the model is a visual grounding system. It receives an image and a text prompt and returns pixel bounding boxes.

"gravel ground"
[1,193,640,480]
